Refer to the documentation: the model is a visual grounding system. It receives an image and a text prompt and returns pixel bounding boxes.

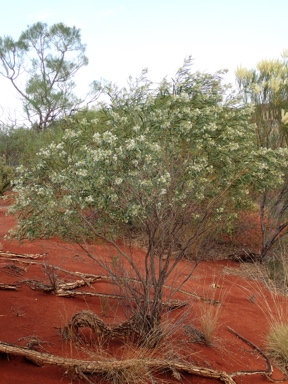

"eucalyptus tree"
[0,22,88,130]
[236,54,288,260]
[11,59,260,345]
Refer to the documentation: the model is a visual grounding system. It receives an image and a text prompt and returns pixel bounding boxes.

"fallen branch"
[170,286,221,304]
[227,326,272,378]
[0,251,44,259]
[1,256,219,304]
[0,339,236,383]
[0,283,18,290]
[0,259,106,281]
[55,289,129,300]
[55,290,187,312]
[227,326,288,382]
[23,277,101,293]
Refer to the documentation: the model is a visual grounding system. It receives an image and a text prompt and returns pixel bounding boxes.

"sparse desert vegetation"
[1,19,288,384]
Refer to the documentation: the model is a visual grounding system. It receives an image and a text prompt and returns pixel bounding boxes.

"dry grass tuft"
[198,302,221,346]
[265,322,288,370]
[183,289,223,347]
[232,252,288,373]
[100,360,152,384]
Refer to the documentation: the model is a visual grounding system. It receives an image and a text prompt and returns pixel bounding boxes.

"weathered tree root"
[0,283,18,290]
[60,312,288,383]
[227,326,273,378]
[1,317,286,383]
[23,277,101,293]
[227,327,288,383]
[0,250,44,259]
[61,310,145,342]
[3,335,286,383]
[61,309,186,346]
[0,339,237,383]
[63,308,205,344]
[61,310,111,340]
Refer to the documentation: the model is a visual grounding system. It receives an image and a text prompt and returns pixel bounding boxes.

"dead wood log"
[57,278,99,290]
[1,256,219,305]
[55,289,187,310]
[1,327,284,383]
[0,259,106,281]
[0,339,237,383]
[0,251,44,259]
[0,283,18,290]
[1,256,220,304]
[23,277,102,292]
[22,276,105,293]
[55,289,129,300]
[3,335,284,383]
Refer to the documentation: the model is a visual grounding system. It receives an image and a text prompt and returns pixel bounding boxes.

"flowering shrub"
[11,62,259,241]
[10,59,288,343]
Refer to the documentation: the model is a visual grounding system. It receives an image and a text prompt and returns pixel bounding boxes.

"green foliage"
[11,59,276,343]
[9,60,288,250]
[236,55,288,148]
[0,156,14,195]
[0,125,65,167]
[236,54,288,260]
[0,22,88,130]
[10,60,258,243]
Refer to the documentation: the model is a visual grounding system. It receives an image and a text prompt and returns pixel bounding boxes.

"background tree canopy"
[0,22,89,130]
[236,55,288,260]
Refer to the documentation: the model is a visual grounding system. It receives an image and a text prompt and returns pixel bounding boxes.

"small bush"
[0,157,14,195]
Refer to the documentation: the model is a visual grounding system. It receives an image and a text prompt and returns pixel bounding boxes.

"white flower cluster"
[10,64,275,245]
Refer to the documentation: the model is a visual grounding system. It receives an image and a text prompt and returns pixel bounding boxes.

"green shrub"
[0,124,66,167]
[0,157,14,195]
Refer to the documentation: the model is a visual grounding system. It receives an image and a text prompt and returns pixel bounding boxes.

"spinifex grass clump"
[242,255,288,371]
[198,303,221,346]
[266,322,288,369]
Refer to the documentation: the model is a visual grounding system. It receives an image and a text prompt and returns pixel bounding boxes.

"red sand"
[0,202,287,384]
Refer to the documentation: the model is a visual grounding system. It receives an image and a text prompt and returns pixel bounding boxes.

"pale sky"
[0,0,287,124]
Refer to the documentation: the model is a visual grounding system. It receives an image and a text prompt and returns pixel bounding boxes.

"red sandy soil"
[0,199,287,384]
